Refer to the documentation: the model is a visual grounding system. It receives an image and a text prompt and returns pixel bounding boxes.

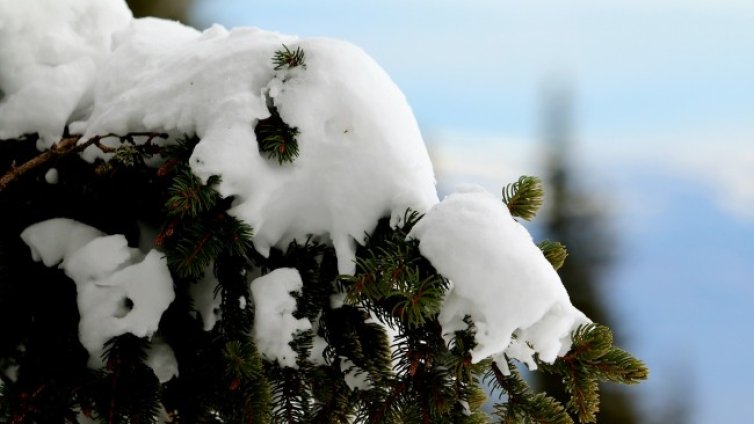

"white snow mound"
[21,219,175,368]
[0,0,132,146]
[0,2,438,275]
[249,268,311,368]
[408,186,590,365]
[69,18,439,274]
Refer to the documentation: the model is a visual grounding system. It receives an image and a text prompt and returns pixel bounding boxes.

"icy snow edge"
[408,186,590,366]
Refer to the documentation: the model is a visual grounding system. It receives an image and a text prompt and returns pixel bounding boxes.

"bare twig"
[0,132,167,191]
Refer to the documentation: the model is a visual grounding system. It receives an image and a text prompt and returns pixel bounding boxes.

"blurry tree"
[536,84,642,423]
[126,0,193,23]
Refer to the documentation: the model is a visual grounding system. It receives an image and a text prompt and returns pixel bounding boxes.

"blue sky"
[192,2,754,422]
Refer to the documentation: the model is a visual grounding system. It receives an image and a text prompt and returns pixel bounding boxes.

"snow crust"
[249,268,311,368]
[21,219,175,368]
[408,186,590,365]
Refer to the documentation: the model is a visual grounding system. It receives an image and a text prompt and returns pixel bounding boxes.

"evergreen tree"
[535,85,642,423]
[0,6,647,422]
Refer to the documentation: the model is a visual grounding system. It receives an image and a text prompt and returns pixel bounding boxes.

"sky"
[192,2,754,422]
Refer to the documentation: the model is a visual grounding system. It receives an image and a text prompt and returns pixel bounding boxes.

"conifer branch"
[488,360,573,424]
[538,240,568,271]
[255,104,300,164]
[536,324,648,423]
[96,335,162,424]
[0,132,167,191]
[273,44,307,70]
[502,176,545,221]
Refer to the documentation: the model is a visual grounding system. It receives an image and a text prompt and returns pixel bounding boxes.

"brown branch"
[0,132,168,191]
[0,135,78,191]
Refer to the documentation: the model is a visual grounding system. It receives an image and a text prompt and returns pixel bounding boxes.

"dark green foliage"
[537,325,649,423]
[219,340,270,423]
[255,104,300,165]
[257,45,305,165]
[165,168,221,218]
[502,175,544,221]
[345,211,449,329]
[87,335,162,424]
[0,50,646,420]
[336,216,493,424]
[273,44,306,70]
[486,360,572,424]
[0,133,170,424]
[539,240,568,271]
[160,165,253,279]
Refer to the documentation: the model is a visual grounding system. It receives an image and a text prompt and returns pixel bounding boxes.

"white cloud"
[666,141,754,221]
[581,129,754,222]
[425,130,543,196]
[426,127,754,223]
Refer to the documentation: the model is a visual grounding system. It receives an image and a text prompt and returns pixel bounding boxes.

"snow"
[21,219,175,368]
[249,268,311,368]
[339,357,372,391]
[44,168,59,184]
[408,186,590,365]
[309,334,329,366]
[145,337,179,383]
[20,218,105,267]
[64,17,438,274]
[0,0,131,147]
[6,0,596,375]
[2,1,437,275]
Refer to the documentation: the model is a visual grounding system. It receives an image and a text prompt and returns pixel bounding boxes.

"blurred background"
[130,1,754,422]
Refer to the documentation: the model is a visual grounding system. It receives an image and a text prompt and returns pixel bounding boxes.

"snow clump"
[1,1,438,275]
[21,219,175,369]
[74,19,439,275]
[0,0,131,147]
[408,185,590,366]
[249,268,311,368]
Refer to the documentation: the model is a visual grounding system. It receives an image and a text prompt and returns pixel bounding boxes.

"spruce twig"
[0,132,167,191]
[255,105,300,164]
[502,175,545,221]
[488,360,573,424]
[538,240,568,271]
[273,44,306,70]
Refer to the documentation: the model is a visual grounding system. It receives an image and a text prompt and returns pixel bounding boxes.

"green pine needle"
[502,176,545,221]
[538,240,568,271]
[113,144,144,167]
[488,361,573,424]
[255,105,300,164]
[535,324,648,423]
[273,44,307,70]
[565,376,600,423]
[165,168,221,218]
